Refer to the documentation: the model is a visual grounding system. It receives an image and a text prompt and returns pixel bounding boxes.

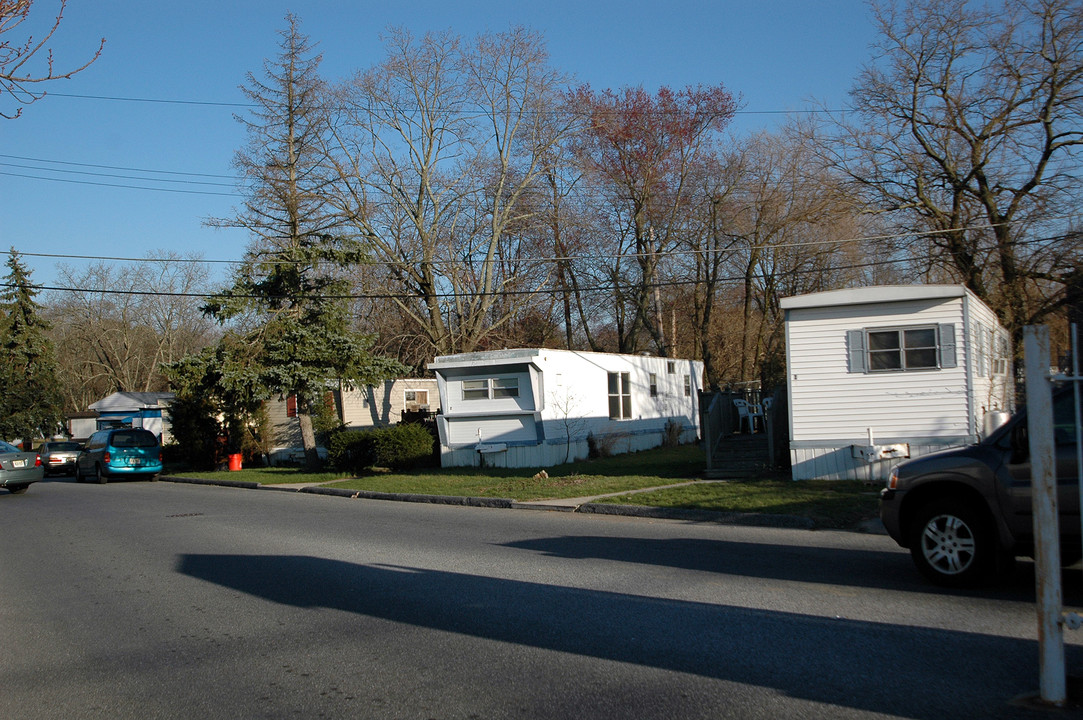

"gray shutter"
[847,330,867,373]
[938,323,957,368]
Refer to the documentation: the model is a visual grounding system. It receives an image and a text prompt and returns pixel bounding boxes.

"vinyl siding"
[446,415,538,445]
[964,297,1015,433]
[442,368,536,416]
[787,297,970,444]
[431,349,704,468]
[341,379,440,427]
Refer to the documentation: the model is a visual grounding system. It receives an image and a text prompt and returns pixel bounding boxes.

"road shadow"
[178,553,1082,719]
[501,535,1083,602]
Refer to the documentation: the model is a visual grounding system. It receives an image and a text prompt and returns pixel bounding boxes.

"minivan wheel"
[909,499,994,586]
[95,465,107,484]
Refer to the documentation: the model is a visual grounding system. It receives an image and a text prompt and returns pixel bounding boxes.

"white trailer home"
[429,349,704,468]
[781,285,1013,482]
[88,391,175,443]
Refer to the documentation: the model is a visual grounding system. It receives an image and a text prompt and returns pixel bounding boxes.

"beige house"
[266,379,440,463]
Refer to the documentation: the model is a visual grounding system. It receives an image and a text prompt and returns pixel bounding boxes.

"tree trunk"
[296,403,321,471]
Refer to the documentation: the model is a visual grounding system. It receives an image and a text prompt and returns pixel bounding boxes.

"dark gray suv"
[880,388,1082,586]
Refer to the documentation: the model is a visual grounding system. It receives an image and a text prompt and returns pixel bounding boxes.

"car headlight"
[887,466,900,490]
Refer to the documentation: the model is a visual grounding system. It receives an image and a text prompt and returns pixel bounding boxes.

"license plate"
[12,459,25,468]
[130,458,143,466]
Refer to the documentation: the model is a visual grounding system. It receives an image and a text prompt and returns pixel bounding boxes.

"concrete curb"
[297,485,515,509]
[159,475,884,532]
[577,502,818,529]
[166,476,262,490]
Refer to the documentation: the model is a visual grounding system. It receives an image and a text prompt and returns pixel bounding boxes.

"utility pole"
[1023,325,1065,706]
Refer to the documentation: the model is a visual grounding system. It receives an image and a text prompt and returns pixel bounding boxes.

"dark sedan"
[0,441,44,494]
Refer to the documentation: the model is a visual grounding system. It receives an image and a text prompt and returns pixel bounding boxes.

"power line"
[10,222,1074,269]
[0,153,235,179]
[8,149,1080,202]
[0,171,237,197]
[2,251,919,301]
[0,161,237,188]
[44,91,843,116]
[5,240,1062,302]
[45,92,252,108]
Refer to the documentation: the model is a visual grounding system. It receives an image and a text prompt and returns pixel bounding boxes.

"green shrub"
[327,428,367,474]
[328,423,435,473]
[369,423,435,470]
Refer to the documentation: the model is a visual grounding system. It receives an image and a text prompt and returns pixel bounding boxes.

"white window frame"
[608,371,632,420]
[848,324,957,374]
[461,377,519,401]
[462,379,490,400]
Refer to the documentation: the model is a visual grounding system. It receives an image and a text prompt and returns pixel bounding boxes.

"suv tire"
[909,498,994,587]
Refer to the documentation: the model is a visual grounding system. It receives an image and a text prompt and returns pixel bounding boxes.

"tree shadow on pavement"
[178,552,1082,719]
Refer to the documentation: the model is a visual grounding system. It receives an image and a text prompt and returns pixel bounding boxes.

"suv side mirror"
[1010,423,1029,463]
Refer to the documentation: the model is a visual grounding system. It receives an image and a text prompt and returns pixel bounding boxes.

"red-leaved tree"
[567,84,737,354]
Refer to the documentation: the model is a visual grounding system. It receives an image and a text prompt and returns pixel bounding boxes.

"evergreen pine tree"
[0,249,63,444]
[200,15,404,469]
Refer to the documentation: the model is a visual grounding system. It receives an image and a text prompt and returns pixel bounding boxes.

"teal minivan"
[75,428,163,483]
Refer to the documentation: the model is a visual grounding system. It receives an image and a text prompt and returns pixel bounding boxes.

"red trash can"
[228,453,243,471]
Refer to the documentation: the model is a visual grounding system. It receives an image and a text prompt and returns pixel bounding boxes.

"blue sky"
[1,1,879,290]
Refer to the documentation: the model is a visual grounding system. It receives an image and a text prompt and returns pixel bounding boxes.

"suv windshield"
[111,431,158,448]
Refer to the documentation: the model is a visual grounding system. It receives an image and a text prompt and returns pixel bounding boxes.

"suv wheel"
[909,499,994,587]
[95,465,108,484]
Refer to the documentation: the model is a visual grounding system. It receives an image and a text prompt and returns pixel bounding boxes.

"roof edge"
[780,284,968,310]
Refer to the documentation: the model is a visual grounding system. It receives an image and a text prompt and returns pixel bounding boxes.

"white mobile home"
[429,349,704,468]
[88,391,175,443]
[781,285,1013,482]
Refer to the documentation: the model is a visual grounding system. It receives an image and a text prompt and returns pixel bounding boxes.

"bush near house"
[328,423,435,473]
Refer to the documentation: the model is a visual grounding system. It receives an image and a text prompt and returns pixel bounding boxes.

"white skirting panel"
[440,426,697,469]
[789,442,967,482]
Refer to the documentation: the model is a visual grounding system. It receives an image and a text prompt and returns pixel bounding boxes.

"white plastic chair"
[733,398,764,434]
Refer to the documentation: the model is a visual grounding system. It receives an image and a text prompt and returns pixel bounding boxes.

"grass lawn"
[169,443,882,527]
[171,443,706,497]
[593,479,883,529]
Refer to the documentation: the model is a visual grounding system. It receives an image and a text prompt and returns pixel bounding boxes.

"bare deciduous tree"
[0,0,104,118]
[327,27,574,355]
[567,83,737,355]
[721,128,867,386]
[824,0,1083,342]
[46,254,214,413]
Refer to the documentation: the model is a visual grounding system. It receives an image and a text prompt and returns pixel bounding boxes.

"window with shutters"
[847,324,956,373]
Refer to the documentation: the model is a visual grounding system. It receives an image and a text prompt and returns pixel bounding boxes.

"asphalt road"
[2,476,1082,720]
